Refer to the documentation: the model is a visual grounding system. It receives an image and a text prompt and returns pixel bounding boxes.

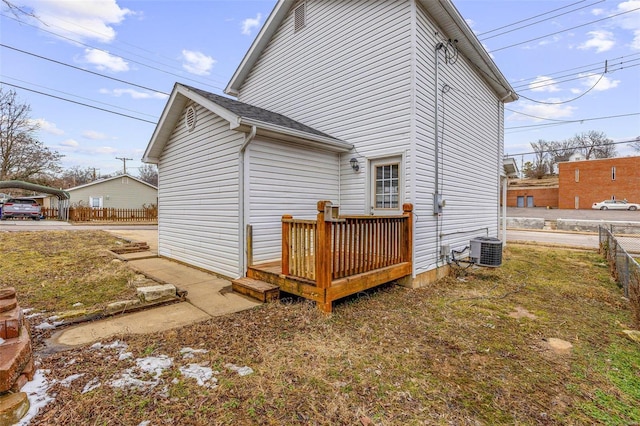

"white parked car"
[591,200,639,211]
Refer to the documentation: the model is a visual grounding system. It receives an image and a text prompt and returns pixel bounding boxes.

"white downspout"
[239,125,257,277]
[497,92,511,245]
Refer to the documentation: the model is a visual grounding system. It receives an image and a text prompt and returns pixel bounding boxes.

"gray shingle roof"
[182,84,337,140]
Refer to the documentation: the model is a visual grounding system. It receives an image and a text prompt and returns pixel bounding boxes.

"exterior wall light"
[350,157,360,172]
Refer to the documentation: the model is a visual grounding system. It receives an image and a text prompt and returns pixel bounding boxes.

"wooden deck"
[247,259,411,311]
[241,201,414,313]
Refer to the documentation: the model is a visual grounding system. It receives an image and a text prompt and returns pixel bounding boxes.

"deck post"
[246,224,253,268]
[403,203,414,263]
[316,201,333,313]
[282,215,292,276]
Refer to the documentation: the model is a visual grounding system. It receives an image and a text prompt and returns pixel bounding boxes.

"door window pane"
[375,164,399,208]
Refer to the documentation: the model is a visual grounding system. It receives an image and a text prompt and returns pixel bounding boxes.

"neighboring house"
[63,174,157,209]
[143,0,517,290]
[558,156,640,209]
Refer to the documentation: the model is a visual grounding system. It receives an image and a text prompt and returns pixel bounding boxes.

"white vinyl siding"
[158,104,244,278]
[414,3,502,274]
[237,0,413,215]
[247,139,339,263]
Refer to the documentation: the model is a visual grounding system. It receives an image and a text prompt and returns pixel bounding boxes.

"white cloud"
[83,49,129,72]
[465,18,475,29]
[578,73,621,91]
[508,102,576,122]
[180,50,216,76]
[95,146,118,154]
[578,30,615,52]
[241,13,262,36]
[615,1,640,49]
[60,139,79,147]
[17,0,134,43]
[99,88,168,100]
[82,130,108,140]
[591,8,605,16]
[31,118,64,135]
[528,76,561,93]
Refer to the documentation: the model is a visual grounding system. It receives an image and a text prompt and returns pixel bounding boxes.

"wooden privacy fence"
[282,201,413,287]
[41,206,157,222]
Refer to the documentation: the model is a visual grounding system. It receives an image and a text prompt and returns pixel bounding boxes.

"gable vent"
[185,105,197,131]
[294,2,306,32]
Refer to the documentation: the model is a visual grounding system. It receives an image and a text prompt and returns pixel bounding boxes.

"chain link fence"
[609,224,640,255]
[599,226,640,329]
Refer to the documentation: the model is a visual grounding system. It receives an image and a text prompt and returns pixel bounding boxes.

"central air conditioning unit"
[469,237,503,267]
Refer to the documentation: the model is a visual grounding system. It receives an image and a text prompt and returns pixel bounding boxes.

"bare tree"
[56,166,97,188]
[525,140,551,179]
[138,163,158,187]
[629,136,640,153]
[0,88,63,182]
[571,130,616,159]
[548,139,576,163]
[1,0,37,20]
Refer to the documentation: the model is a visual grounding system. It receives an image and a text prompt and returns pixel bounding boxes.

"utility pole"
[115,157,133,174]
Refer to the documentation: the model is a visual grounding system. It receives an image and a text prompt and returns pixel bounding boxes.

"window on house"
[373,162,399,209]
[294,2,306,32]
[90,196,103,209]
[575,169,579,182]
[612,166,616,181]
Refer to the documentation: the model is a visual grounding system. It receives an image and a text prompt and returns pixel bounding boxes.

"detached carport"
[0,180,70,220]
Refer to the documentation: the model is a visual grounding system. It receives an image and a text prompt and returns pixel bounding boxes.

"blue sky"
[1,0,639,177]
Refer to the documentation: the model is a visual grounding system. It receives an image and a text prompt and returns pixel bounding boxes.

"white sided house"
[144,0,517,311]
[66,174,157,209]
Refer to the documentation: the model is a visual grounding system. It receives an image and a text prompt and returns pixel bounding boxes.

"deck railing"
[282,201,413,286]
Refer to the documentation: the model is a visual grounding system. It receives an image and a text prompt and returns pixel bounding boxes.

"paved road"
[507,229,599,249]
[507,207,640,222]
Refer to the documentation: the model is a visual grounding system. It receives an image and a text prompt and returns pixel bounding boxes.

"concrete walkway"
[49,230,260,348]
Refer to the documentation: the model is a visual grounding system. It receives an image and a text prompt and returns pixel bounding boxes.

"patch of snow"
[0,337,4,345]
[179,364,218,388]
[110,370,159,389]
[34,322,56,330]
[225,363,254,377]
[47,315,60,321]
[22,308,34,314]
[16,369,54,426]
[60,373,85,387]
[118,352,133,361]
[110,355,173,390]
[180,347,209,359]
[136,355,172,379]
[64,358,77,367]
[82,377,101,394]
[72,302,84,307]
[24,312,41,319]
[138,421,151,426]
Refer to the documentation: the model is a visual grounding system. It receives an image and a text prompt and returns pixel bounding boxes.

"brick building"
[558,156,640,209]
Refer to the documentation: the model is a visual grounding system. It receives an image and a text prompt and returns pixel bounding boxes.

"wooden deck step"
[232,277,279,303]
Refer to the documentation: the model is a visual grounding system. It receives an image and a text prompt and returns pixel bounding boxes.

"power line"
[1,44,170,96]
[489,7,640,53]
[480,0,604,41]
[513,52,640,86]
[505,112,640,130]
[505,138,639,157]
[517,70,606,105]
[1,13,227,92]
[3,75,160,118]
[477,0,589,36]
[0,81,158,124]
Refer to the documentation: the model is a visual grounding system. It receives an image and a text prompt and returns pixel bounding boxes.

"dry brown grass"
[20,243,639,425]
[0,230,137,312]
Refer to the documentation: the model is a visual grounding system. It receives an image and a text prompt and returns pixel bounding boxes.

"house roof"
[225,0,518,104]
[66,173,157,192]
[143,84,352,163]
